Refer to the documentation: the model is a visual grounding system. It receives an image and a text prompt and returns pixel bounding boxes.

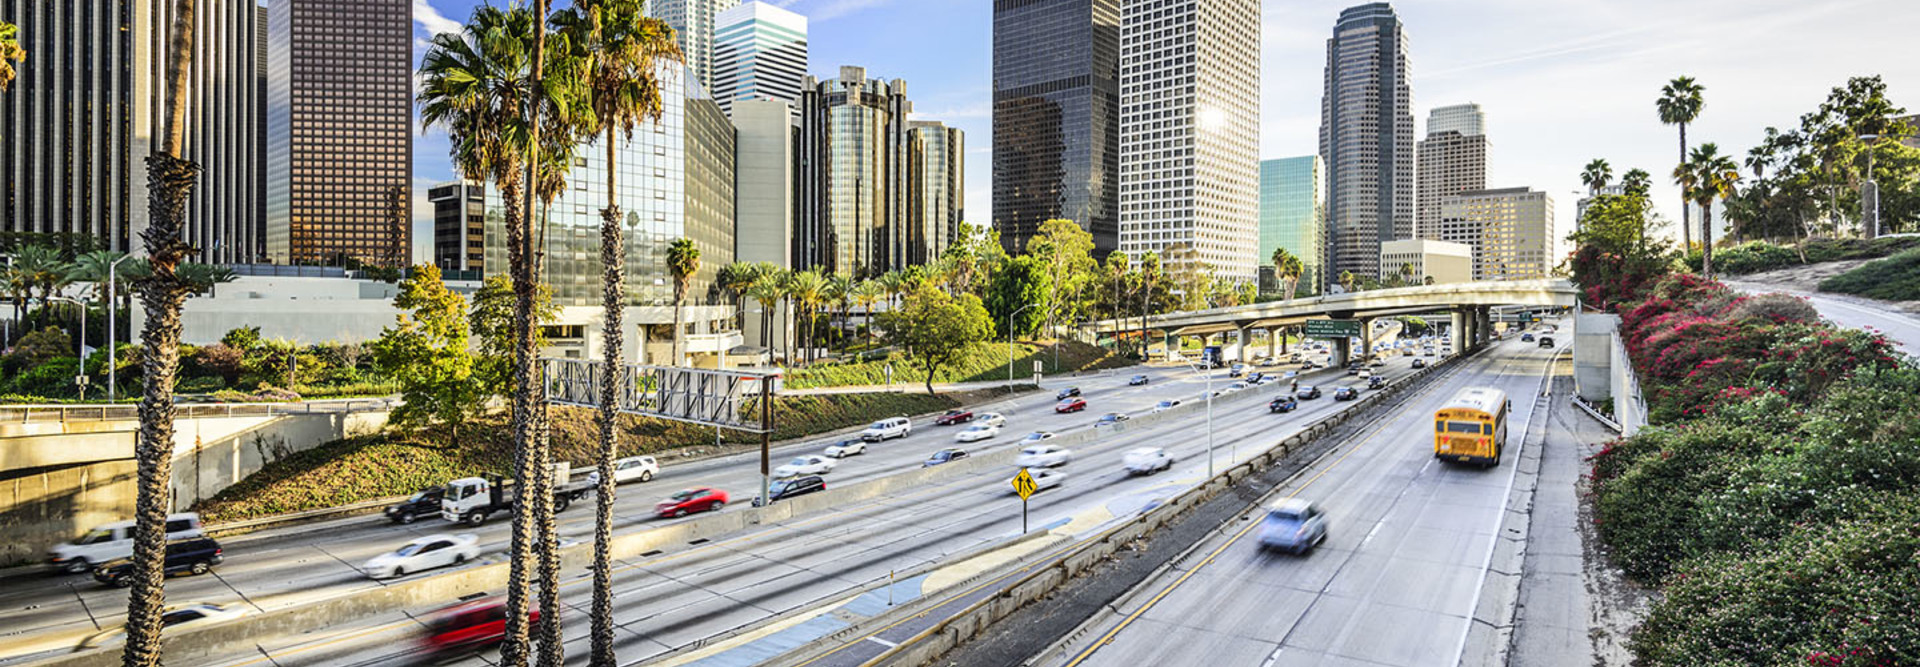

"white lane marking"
[864,636,898,648]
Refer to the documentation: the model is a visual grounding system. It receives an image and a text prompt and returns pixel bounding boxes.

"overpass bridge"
[1083,279,1580,364]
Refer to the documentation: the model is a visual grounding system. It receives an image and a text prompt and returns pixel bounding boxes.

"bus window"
[1444,421,1483,434]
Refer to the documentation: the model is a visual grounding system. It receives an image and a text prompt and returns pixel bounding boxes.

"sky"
[407,0,1920,262]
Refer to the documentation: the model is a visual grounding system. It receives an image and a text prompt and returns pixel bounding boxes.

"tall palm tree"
[1580,159,1613,195]
[1338,270,1356,294]
[1398,262,1416,287]
[14,245,73,306]
[850,279,883,356]
[747,274,783,354]
[1679,143,1741,278]
[1271,247,1303,301]
[785,270,827,364]
[826,274,850,350]
[1621,168,1653,199]
[716,262,757,332]
[418,8,582,663]
[552,1,677,662]
[119,0,209,655]
[1657,76,1705,251]
[666,238,700,366]
[0,21,23,91]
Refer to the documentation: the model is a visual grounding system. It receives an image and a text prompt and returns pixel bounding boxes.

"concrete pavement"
[1726,280,1920,352]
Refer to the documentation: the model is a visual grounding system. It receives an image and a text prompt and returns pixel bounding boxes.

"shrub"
[187,343,245,386]
[5,326,72,375]
[1818,247,1920,301]
[6,356,82,399]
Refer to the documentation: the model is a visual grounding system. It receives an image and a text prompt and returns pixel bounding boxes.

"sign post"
[1011,468,1038,533]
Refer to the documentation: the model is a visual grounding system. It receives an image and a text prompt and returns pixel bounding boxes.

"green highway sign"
[1303,319,1362,339]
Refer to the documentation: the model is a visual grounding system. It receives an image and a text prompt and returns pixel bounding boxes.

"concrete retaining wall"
[0,409,390,566]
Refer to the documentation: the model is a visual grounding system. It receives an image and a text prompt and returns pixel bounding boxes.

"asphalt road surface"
[1041,334,1557,667]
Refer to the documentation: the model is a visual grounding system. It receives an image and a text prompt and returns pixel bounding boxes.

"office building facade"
[1257,156,1325,296]
[1117,0,1262,283]
[712,1,807,116]
[484,64,733,307]
[732,98,794,350]
[1425,103,1484,137]
[265,0,413,268]
[1437,187,1556,281]
[651,0,740,95]
[1,0,264,263]
[1319,2,1414,283]
[910,121,965,264]
[1380,238,1472,285]
[992,0,1120,257]
[428,181,484,273]
[1415,129,1487,239]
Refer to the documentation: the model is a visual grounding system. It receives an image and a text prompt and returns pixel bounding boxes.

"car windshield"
[669,490,698,501]
[1267,508,1307,523]
[408,491,431,502]
[1025,433,1046,440]
[869,422,888,429]
[931,452,951,461]
[1157,401,1173,408]
[395,542,427,557]
[967,424,988,431]
[73,528,116,545]
[788,458,809,466]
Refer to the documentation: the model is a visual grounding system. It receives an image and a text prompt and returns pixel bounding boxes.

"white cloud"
[413,0,460,38]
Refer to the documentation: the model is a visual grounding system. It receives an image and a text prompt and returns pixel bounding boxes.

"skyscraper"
[1415,107,1488,239]
[429,181,485,273]
[712,1,807,117]
[1319,2,1414,284]
[1438,187,1556,281]
[992,0,1120,257]
[651,0,741,95]
[1425,103,1484,137]
[266,0,414,268]
[910,121,966,265]
[1258,156,1325,296]
[1,0,264,263]
[1117,0,1262,283]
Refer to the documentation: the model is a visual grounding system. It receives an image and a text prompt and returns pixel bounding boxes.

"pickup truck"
[442,471,594,527]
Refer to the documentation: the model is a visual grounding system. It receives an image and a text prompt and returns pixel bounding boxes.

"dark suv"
[752,476,827,506]
[386,486,445,524]
[93,538,224,587]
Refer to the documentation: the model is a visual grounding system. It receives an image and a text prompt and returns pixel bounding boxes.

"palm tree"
[716,262,758,332]
[552,2,678,662]
[14,245,73,306]
[1679,143,1741,278]
[787,270,829,364]
[1621,168,1653,199]
[419,8,578,663]
[666,238,700,366]
[747,274,784,355]
[1271,247,1303,301]
[1580,159,1613,195]
[1398,262,1415,287]
[1657,76,1706,251]
[850,279,883,356]
[0,21,24,91]
[1338,270,1356,294]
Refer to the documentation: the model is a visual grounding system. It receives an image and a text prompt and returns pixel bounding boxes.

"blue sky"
[409,0,1920,260]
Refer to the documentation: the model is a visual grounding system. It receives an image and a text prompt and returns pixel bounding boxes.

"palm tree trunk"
[122,153,198,667]
[1702,201,1715,278]
[590,131,623,666]
[671,293,684,366]
[1679,124,1693,251]
[499,175,538,667]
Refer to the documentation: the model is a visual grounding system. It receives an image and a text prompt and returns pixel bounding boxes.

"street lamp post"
[105,253,135,402]
[50,297,87,402]
[1009,303,1037,392]
[1861,134,1882,238]
[1176,358,1216,477]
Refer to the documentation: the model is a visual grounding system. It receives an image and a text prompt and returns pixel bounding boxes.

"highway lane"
[1043,333,1556,667]
[120,348,1443,667]
[0,347,1356,660]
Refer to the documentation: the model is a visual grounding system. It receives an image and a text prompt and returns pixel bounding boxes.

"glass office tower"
[1319,2,1414,283]
[1259,156,1325,296]
[991,0,1120,257]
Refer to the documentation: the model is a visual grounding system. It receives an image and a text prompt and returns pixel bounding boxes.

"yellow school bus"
[1433,387,1509,466]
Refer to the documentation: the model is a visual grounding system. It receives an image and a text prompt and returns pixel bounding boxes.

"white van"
[861,417,912,442]
[47,513,205,574]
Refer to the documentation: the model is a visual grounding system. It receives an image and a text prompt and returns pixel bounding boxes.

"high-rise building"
[428,181,485,274]
[732,98,794,350]
[992,0,1120,257]
[798,67,958,277]
[712,1,807,117]
[1437,187,1556,281]
[1,0,264,263]
[266,0,414,268]
[1380,238,1472,285]
[1574,184,1626,227]
[1117,0,1262,283]
[1425,103,1484,137]
[484,64,735,306]
[1258,156,1325,296]
[257,3,270,250]
[651,0,741,95]
[1415,131,1487,238]
[910,121,966,265]
[1319,2,1414,284]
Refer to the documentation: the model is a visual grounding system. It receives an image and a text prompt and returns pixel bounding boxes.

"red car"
[1055,397,1088,413]
[656,487,729,518]
[421,598,541,657]
[934,409,974,425]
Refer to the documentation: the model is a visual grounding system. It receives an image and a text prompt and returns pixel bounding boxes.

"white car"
[955,423,1001,443]
[363,534,481,579]
[775,454,837,477]
[75,603,247,651]
[975,412,1007,427]
[1152,399,1182,413]
[611,456,658,484]
[1123,447,1174,475]
[1019,431,1055,445]
[1021,468,1067,493]
[823,438,867,458]
[1357,369,1373,379]
[47,513,203,574]
[1017,444,1073,468]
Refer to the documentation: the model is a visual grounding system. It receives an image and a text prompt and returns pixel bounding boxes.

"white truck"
[441,467,595,527]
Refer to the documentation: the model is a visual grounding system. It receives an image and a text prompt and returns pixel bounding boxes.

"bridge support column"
[1451,310,1469,354]
[1268,328,1280,359]
[1476,307,1492,346]
[1330,335,1350,368]
[1237,324,1254,363]
[1361,318,1375,362]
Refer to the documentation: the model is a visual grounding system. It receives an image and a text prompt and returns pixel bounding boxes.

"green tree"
[0,21,23,91]
[470,274,556,390]
[1025,219,1096,333]
[371,266,482,447]
[785,269,827,364]
[747,271,785,352]
[1622,168,1653,198]
[1676,143,1741,277]
[1338,270,1357,293]
[986,255,1050,339]
[1658,76,1706,252]
[849,279,884,355]
[1398,262,1416,287]
[1271,247,1304,301]
[1581,158,1614,195]
[940,222,1007,296]
[882,283,992,394]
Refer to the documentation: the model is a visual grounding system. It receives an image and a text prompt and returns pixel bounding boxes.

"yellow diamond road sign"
[1012,468,1038,500]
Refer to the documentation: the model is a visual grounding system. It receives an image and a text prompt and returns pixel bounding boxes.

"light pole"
[1009,303,1037,392]
[1175,358,1216,477]
[49,297,87,402]
[1861,134,1882,238]
[105,253,135,401]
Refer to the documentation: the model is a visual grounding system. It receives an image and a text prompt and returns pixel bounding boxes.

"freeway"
[0,344,1372,663]
[1037,332,1558,667]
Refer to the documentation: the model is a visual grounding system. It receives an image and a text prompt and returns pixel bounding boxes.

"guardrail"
[0,399,398,424]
